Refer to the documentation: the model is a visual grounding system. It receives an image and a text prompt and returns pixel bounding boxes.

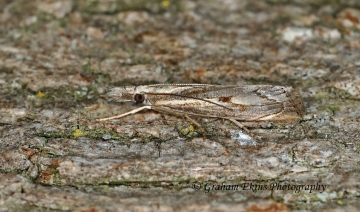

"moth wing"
[149,85,302,122]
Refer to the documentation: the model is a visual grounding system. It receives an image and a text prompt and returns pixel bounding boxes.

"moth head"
[133,93,145,104]
[106,86,147,104]
[106,87,136,102]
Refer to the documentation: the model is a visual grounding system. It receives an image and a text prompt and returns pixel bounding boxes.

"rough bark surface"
[0,0,359,211]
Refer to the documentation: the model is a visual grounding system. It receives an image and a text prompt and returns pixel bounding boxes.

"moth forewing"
[144,85,303,122]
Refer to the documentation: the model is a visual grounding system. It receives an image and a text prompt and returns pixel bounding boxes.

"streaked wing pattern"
[141,85,302,122]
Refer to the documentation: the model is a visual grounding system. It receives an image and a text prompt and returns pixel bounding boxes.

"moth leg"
[184,115,206,141]
[152,107,207,141]
[97,106,152,121]
[228,119,261,141]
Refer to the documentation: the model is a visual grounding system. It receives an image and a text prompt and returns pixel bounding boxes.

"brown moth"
[98,84,303,139]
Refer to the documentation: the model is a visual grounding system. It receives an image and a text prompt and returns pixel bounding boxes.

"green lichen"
[325,105,340,115]
[34,85,99,109]
[77,0,182,14]
[178,124,201,138]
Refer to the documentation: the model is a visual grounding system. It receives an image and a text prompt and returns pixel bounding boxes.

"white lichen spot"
[230,130,257,146]
[282,27,314,42]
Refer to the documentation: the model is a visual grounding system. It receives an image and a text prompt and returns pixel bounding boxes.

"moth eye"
[134,94,145,103]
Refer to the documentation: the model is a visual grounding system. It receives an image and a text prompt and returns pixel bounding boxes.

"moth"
[98,84,303,140]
